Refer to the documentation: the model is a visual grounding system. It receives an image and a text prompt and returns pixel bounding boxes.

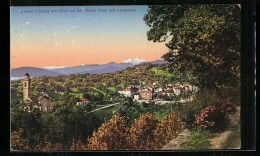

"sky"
[10,6,169,69]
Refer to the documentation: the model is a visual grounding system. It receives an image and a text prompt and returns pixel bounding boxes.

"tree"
[144,5,240,89]
[128,113,158,150]
[49,105,100,150]
[153,113,184,149]
[11,129,30,151]
[62,92,80,107]
[88,114,129,150]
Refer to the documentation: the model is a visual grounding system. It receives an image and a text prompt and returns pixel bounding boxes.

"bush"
[217,98,235,113]
[193,106,227,131]
[194,106,218,128]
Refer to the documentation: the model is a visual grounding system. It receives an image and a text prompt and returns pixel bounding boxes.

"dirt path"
[209,106,240,149]
[210,131,231,149]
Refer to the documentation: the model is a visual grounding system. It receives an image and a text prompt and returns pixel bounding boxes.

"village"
[118,83,198,102]
[76,82,199,107]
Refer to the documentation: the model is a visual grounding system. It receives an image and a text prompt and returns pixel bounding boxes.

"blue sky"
[10,6,168,68]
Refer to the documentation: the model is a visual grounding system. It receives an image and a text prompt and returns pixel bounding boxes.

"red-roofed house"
[118,88,136,98]
[173,86,181,95]
[77,98,89,106]
[184,82,193,91]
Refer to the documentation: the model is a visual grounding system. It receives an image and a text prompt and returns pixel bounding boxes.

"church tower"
[23,73,32,102]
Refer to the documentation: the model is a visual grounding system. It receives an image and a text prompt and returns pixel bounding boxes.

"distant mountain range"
[11,59,168,78]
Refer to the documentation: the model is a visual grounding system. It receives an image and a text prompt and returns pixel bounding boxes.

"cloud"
[65,25,78,33]
[23,22,31,27]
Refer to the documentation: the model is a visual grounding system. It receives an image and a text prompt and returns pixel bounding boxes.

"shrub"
[194,106,218,128]
[193,106,227,131]
[218,98,235,113]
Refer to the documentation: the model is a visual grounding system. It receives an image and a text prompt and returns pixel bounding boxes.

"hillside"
[11,63,182,95]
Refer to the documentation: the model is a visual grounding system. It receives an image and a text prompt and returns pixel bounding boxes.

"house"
[153,87,164,93]
[165,90,175,96]
[77,99,89,106]
[133,93,140,101]
[23,73,52,113]
[139,90,153,100]
[184,82,193,91]
[173,86,181,95]
[184,86,190,91]
[118,88,136,98]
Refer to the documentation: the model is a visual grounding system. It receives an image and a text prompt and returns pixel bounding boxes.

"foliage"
[11,63,191,100]
[11,129,29,151]
[178,89,219,128]
[62,92,80,107]
[144,5,240,89]
[47,106,100,149]
[193,105,229,131]
[150,67,173,77]
[218,98,235,113]
[181,128,215,150]
[40,141,63,151]
[70,141,87,151]
[128,113,158,150]
[107,87,116,92]
[194,106,218,128]
[113,102,145,126]
[88,114,129,150]
[153,113,184,149]
[83,92,104,102]
[11,101,101,150]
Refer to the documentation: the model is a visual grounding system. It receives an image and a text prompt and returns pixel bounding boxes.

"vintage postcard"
[10,5,241,151]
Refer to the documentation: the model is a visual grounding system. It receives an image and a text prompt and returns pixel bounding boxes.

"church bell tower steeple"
[23,73,32,102]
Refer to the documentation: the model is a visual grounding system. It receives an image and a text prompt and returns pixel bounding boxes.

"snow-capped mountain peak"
[121,58,147,65]
[41,66,72,70]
